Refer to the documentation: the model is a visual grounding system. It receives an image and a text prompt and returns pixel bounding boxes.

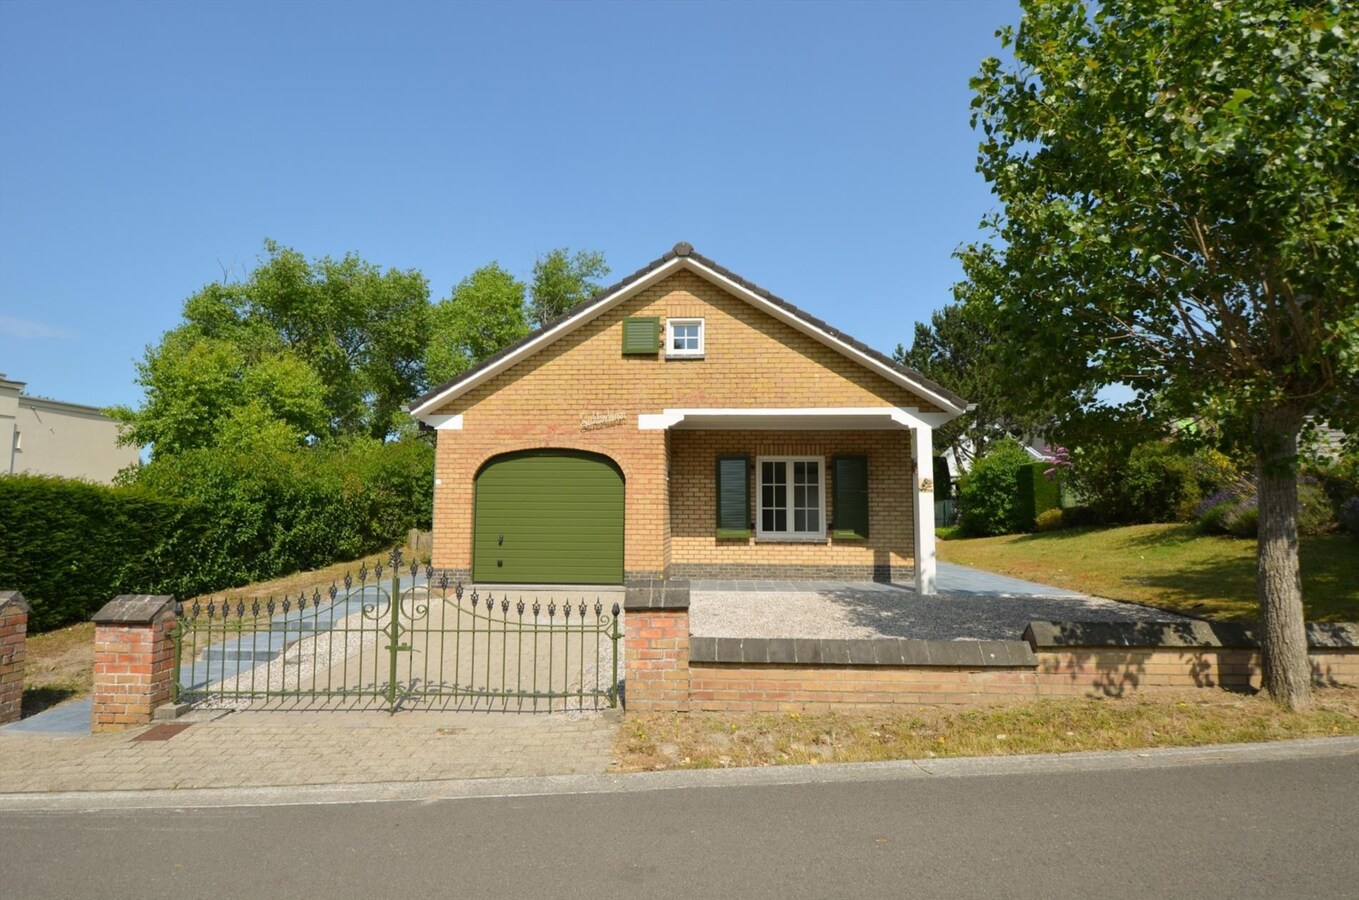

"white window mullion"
[756,456,825,541]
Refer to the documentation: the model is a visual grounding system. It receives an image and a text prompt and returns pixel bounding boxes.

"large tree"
[528,247,609,327]
[895,302,1080,468]
[426,263,530,385]
[959,0,1358,708]
[113,240,431,453]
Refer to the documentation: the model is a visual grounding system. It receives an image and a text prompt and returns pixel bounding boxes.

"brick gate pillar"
[0,591,30,724]
[623,579,690,712]
[91,595,177,733]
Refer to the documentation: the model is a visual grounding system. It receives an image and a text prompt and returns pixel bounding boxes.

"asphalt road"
[3,750,1357,900]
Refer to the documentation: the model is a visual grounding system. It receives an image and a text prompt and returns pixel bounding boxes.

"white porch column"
[912,424,937,595]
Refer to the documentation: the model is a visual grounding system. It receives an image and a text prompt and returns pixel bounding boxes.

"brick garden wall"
[0,592,29,724]
[623,592,1359,714]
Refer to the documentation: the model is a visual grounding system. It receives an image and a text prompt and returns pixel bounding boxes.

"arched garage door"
[473,450,625,584]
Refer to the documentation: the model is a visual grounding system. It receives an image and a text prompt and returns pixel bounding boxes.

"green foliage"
[131,436,434,592]
[1070,441,1203,525]
[529,248,610,328]
[1034,508,1065,532]
[426,263,529,385]
[112,240,431,452]
[0,441,434,632]
[1016,462,1062,529]
[958,1,1359,703]
[895,303,1084,467]
[959,0,1359,436]
[958,439,1035,536]
[1297,480,1337,536]
[0,475,205,631]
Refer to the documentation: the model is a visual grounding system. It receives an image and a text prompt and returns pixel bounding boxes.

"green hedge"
[0,436,435,632]
[0,475,207,631]
[1016,462,1062,529]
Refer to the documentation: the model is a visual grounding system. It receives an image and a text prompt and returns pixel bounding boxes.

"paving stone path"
[0,708,620,794]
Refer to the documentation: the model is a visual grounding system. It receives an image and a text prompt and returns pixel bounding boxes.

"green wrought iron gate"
[171,549,622,713]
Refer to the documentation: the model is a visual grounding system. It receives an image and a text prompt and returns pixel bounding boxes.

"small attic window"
[666,318,704,358]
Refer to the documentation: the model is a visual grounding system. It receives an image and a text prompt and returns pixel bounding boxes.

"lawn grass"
[936,524,1358,622]
[614,688,1359,772]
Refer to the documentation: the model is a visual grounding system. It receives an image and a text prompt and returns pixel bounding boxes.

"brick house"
[409,243,966,594]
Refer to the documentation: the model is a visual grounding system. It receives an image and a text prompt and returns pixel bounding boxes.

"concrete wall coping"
[624,579,691,611]
[0,591,30,616]
[91,594,177,625]
[1023,620,1359,651]
[690,636,1038,668]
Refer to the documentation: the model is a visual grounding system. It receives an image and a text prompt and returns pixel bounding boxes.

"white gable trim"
[410,255,965,419]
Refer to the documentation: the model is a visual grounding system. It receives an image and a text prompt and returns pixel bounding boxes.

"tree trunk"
[1252,402,1313,711]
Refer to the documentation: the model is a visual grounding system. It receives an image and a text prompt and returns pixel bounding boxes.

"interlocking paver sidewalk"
[0,707,620,793]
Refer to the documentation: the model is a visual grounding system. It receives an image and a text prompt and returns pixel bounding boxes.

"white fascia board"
[424,414,464,430]
[682,263,968,417]
[638,407,948,430]
[409,257,687,419]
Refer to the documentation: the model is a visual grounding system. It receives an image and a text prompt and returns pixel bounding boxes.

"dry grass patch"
[613,688,1359,772]
[20,621,94,716]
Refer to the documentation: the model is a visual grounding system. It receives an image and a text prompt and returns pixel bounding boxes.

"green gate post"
[387,552,401,712]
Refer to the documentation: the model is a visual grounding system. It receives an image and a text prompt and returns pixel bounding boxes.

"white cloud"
[0,315,77,340]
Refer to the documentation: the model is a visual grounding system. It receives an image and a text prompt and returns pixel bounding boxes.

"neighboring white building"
[0,375,140,484]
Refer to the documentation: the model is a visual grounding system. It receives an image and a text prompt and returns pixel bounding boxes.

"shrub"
[1061,505,1102,528]
[958,439,1034,536]
[0,475,206,631]
[1017,462,1062,529]
[1296,478,1336,536]
[1,436,435,632]
[1195,478,1334,539]
[1069,440,1202,524]
[1340,497,1359,538]
[1034,508,1065,532]
[1194,488,1244,535]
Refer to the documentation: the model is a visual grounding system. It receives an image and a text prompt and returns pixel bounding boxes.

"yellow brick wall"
[432,270,937,577]
[669,429,914,572]
[679,648,1359,713]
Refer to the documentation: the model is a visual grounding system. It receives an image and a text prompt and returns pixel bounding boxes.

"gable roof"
[409,242,968,418]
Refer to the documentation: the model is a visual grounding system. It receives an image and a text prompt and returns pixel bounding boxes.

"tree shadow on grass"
[1132,540,1358,622]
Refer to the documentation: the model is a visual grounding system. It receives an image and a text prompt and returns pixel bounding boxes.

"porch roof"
[637,407,952,432]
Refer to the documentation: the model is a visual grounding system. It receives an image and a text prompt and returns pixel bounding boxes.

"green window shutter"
[832,455,869,539]
[715,455,750,538]
[622,316,660,355]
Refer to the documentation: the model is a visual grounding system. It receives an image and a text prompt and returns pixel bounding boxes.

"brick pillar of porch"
[0,591,31,725]
[623,579,691,712]
[91,595,177,733]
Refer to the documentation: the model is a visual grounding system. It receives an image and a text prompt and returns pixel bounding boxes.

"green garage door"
[473,450,625,584]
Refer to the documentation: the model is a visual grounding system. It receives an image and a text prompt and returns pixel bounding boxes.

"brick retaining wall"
[622,585,1359,713]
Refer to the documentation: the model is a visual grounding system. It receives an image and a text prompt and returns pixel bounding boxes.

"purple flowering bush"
[1195,477,1336,538]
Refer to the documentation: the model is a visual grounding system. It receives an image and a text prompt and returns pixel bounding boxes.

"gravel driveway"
[689,570,1194,642]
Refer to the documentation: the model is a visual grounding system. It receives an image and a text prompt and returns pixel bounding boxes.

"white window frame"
[665,317,705,358]
[755,456,826,541]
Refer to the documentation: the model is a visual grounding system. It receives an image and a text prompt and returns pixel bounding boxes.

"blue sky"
[0,0,1018,410]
